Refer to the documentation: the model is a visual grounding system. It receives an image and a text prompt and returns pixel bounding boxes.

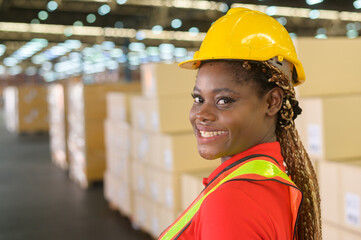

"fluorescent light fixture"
[25,66,37,76]
[129,42,145,52]
[102,41,115,50]
[3,57,19,67]
[0,65,6,75]
[38,11,49,21]
[276,17,287,26]
[152,25,163,34]
[188,27,199,36]
[114,21,124,28]
[31,19,40,24]
[171,19,182,29]
[266,6,277,16]
[116,0,127,4]
[9,66,22,76]
[136,30,146,40]
[0,44,6,56]
[47,1,58,12]
[309,9,320,19]
[98,4,111,16]
[86,14,96,23]
[306,0,323,5]
[65,39,82,49]
[347,29,358,38]
[73,21,83,26]
[354,0,361,9]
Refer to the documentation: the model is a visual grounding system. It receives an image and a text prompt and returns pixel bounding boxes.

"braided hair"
[209,60,322,239]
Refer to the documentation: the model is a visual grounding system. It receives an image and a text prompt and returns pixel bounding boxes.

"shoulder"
[194,179,291,239]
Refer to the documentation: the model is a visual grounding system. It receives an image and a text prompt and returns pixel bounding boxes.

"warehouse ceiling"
[0,0,360,77]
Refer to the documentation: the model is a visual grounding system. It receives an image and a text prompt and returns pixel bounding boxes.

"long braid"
[263,61,322,240]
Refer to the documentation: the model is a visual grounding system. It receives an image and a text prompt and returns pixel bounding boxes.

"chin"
[198,149,222,160]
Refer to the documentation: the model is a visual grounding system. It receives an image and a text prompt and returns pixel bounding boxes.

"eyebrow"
[193,86,240,95]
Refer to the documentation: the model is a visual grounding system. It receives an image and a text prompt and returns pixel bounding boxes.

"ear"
[265,87,284,117]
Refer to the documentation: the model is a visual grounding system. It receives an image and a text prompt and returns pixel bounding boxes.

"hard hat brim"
[178,57,305,86]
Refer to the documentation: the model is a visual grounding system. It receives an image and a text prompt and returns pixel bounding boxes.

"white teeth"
[199,130,225,138]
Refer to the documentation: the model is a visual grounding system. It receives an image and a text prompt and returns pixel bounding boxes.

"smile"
[199,131,226,138]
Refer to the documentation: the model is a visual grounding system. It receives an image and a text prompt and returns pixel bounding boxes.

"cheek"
[189,105,196,123]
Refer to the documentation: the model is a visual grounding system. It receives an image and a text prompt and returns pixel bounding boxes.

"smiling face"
[189,61,280,161]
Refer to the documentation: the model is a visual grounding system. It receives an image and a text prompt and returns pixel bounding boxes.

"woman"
[159,8,321,240]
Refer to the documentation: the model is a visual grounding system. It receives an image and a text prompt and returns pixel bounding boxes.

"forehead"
[195,62,248,90]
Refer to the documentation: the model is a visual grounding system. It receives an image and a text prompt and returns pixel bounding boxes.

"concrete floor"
[0,117,152,240]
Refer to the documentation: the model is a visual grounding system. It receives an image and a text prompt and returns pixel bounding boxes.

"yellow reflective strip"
[160,160,295,240]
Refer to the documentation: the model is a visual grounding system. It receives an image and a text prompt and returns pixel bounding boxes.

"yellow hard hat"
[179,7,305,85]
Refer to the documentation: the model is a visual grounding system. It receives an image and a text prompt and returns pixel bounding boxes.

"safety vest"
[159,154,303,240]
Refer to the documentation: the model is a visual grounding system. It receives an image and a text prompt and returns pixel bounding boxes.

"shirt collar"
[203,141,285,186]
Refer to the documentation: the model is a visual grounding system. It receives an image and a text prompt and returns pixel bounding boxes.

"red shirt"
[178,142,292,240]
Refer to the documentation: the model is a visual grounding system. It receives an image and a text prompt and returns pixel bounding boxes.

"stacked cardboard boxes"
[67,81,140,188]
[130,63,218,238]
[295,37,361,239]
[3,85,49,133]
[104,91,138,217]
[48,84,69,169]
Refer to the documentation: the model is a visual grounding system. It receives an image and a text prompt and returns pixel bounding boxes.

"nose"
[190,102,217,123]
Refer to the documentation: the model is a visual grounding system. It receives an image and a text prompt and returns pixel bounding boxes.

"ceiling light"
[306,0,323,5]
[31,19,40,24]
[114,21,124,28]
[136,31,146,40]
[73,21,83,26]
[98,4,111,16]
[309,10,320,19]
[129,42,145,52]
[188,27,199,36]
[171,19,182,29]
[3,57,18,67]
[219,3,229,13]
[152,25,163,34]
[0,65,6,75]
[276,17,287,26]
[86,14,96,23]
[354,0,361,9]
[347,29,358,38]
[47,1,58,12]
[38,11,49,21]
[64,27,73,37]
[25,66,37,76]
[116,0,127,4]
[266,6,277,16]
[0,44,6,57]
[64,39,82,49]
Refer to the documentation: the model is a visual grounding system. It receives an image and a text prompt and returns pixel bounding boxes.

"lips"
[195,125,228,143]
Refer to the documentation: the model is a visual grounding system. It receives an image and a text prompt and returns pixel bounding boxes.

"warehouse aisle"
[0,113,152,240]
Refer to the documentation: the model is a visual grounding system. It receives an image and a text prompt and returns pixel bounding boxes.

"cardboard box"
[104,120,131,153]
[340,161,361,234]
[181,169,213,211]
[106,92,139,122]
[296,95,361,161]
[105,147,130,181]
[104,171,132,217]
[131,128,218,172]
[322,221,341,240]
[141,63,196,97]
[149,202,180,239]
[297,38,361,97]
[318,161,341,224]
[3,85,49,133]
[133,193,152,232]
[130,95,193,133]
[48,84,68,169]
[131,160,148,195]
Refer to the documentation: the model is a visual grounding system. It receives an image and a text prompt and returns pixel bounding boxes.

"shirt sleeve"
[193,180,292,240]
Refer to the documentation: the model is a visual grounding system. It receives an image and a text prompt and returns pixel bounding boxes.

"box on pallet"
[130,95,193,133]
[106,92,139,122]
[104,171,132,217]
[131,160,148,195]
[67,82,140,187]
[296,95,361,161]
[319,161,361,234]
[4,85,49,133]
[297,38,361,97]
[104,120,131,153]
[48,84,68,169]
[140,63,196,97]
[131,128,218,172]
[323,220,361,240]
[181,169,214,211]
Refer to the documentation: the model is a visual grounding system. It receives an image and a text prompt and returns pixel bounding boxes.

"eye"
[217,97,235,105]
[191,93,204,104]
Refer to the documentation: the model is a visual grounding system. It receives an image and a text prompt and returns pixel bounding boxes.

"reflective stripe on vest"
[159,156,303,240]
